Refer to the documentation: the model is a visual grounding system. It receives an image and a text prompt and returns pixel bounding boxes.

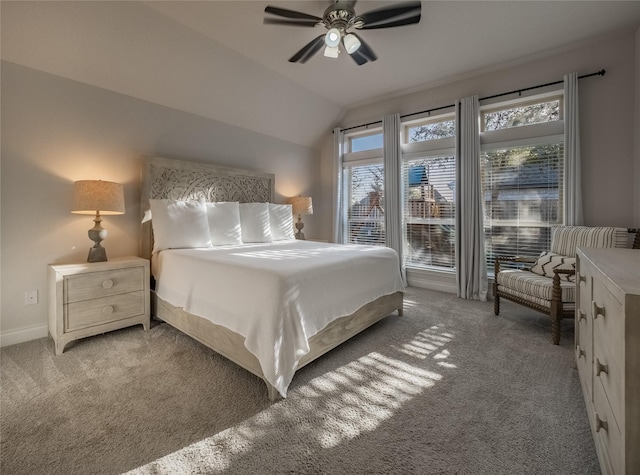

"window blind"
[482,142,564,271]
[344,163,385,246]
[403,156,456,269]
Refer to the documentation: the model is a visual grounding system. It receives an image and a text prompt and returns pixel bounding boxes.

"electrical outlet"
[24,290,38,305]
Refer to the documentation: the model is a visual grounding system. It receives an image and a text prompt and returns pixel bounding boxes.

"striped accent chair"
[493,226,635,344]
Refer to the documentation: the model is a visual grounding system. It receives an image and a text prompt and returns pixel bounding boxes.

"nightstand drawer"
[66,291,145,331]
[66,267,144,303]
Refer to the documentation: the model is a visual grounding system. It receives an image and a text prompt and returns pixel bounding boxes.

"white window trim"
[343,148,383,164]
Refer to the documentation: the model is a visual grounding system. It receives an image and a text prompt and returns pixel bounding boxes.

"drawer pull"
[578,310,587,322]
[102,305,114,315]
[595,358,608,376]
[595,414,608,433]
[576,345,586,358]
[592,301,605,319]
[578,274,586,284]
[102,279,114,289]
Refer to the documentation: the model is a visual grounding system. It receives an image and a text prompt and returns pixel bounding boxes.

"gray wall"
[319,29,640,237]
[0,62,320,344]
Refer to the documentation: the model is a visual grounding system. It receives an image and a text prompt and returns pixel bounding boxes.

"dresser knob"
[595,413,608,433]
[578,310,587,322]
[576,345,586,358]
[592,301,605,319]
[596,358,609,376]
[103,305,114,314]
[578,274,586,284]
[102,279,114,289]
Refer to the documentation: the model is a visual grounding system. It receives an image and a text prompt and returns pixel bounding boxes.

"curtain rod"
[339,68,606,133]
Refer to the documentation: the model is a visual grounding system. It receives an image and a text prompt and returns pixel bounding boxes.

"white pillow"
[149,198,211,253]
[530,251,576,282]
[269,203,295,241]
[206,202,242,245]
[239,203,272,243]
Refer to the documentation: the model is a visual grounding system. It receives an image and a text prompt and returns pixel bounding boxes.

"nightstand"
[48,256,150,355]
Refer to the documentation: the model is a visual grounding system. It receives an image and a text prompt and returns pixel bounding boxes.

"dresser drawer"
[593,334,624,431]
[65,291,145,331]
[592,281,624,369]
[575,313,592,397]
[594,379,623,475]
[65,267,144,303]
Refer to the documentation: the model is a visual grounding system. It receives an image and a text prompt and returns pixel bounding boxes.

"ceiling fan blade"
[264,18,319,27]
[265,6,322,22]
[348,33,377,65]
[358,1,421,28]
[349,50,368,66]
[289,35,325,64]
[354,34,377,62]
[359,13,421,30]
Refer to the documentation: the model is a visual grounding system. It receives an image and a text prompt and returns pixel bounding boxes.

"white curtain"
[333,127,345,243]
[564,72,583,225]
[455,96,488,301]
[383,113,406,284]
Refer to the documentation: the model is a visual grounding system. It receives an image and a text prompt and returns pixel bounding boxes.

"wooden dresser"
[575,247,640,475]
[48,256,150,355]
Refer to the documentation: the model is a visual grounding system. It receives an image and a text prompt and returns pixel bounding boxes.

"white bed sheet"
[154,240,404,397]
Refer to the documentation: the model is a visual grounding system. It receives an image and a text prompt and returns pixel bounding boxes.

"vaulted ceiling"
[2,1,640,149]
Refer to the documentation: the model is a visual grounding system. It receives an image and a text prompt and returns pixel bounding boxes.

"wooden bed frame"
[140,156,403,400]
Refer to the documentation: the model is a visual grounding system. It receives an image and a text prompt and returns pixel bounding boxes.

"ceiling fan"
[264,0,421,66]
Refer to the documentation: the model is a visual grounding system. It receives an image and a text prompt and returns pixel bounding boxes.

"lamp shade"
[289,196,313,216]
[343,33,361,54]
[71,180,125,215]
[324,28,341,47]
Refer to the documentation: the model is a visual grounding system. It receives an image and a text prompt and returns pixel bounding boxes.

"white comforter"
[154,240,404,397]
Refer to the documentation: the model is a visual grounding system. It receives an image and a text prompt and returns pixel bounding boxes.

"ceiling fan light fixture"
[343,33,361,54]
[324,28,341,47]
[323,45,340,58]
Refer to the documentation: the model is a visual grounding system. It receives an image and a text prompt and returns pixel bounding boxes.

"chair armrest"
[550,269,576,303]
[494,256,537,275]
[552,269,575,276]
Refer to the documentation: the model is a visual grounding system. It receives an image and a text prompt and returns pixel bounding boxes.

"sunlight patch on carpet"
[127,324,455,473]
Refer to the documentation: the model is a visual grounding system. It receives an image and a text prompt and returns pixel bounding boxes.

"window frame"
[342,128,385,245]
[401,111,457,272]
[479,90,566,274]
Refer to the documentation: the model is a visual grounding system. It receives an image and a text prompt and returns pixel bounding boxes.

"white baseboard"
[406,267,457,294]
[0,324,48,348]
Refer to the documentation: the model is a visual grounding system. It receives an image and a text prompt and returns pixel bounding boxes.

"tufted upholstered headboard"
[140,156,275,260]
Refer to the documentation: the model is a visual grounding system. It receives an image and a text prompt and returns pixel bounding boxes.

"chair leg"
[493,284,500,315]
[550,273,563,345]
[551,315,561,345]
[550,301,561,345]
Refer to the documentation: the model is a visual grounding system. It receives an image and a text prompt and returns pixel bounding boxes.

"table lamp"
[71,180,125,262]
[288,196,313,240]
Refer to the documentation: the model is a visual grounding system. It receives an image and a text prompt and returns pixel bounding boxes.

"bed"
[141,156,404,400]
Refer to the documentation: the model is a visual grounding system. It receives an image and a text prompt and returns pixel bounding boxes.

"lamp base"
[295,217,306,240]
[87,245,107,263]
[87,212,108,262]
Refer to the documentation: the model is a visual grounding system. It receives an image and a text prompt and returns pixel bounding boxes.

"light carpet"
[0,286,599,474]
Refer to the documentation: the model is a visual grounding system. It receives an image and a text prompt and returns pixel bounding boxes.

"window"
[482,97,561,131]
[402,113,457,270]
[342,128,385,246]
[404,156,456,268]
[349,132,383,152]
[481,94,564,272]
[405,117,455,143]
[343,163,385,245]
